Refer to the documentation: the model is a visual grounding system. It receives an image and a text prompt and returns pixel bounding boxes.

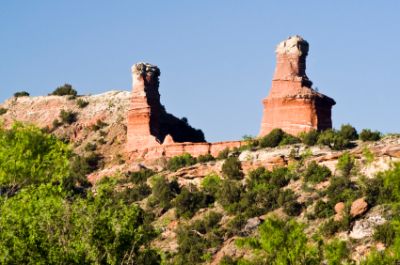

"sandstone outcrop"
[350,198,368,218]
[126,62,205,152]
[259,35,335,136]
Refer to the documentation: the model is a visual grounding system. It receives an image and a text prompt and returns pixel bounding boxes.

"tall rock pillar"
[127,63,161,151]
[259,35,335,136]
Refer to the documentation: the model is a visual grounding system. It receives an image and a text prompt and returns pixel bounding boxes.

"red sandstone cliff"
[259,35,335,136]
[126,62,205,152]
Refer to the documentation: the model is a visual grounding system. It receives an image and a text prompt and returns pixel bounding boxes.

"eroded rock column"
[259,35,335,136]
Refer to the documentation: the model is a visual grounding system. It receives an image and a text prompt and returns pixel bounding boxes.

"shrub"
[324,239,350,265]
[313,200,334,218]
[336,152,355,177]
[84,152,104,172]
[303,161,332,183]
[124,169,155,184]
[76,98,89,108]
[219,256,238,265]
[326,176,359,204]
[59,110,77,124]
[175,225,208,264]
[248,166,294,189]
[283,200,303,216]
[217,148,229,160]
[320,219,342,236]
[52,119,62,128]
[201,174,222,196]
[300,130,320,146]
[259,128,284,148]
[317,129,352,150]
[149,176,180,211]
[226,214,247,236]
[191,211,222,234]
[373,222,396,246]
[222,156,243,180]
[0,108,7,115]
[279,133,301,146]
[237,217,320,264]
[84,142,97,152]
[174,186,208,218]
[339,124,358,141]
[167,153,197,171]
[197,153,215,163]
[216,180,243,211]
[51,84,77,96]
[13,91,29,97]
[359,129,381,142]
[375,163,400,203]
[90,119,108,131]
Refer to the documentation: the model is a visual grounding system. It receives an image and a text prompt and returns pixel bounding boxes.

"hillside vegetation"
[1,120,400,264]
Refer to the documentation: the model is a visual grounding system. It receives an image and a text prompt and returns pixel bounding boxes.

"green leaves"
[0,123,70,190]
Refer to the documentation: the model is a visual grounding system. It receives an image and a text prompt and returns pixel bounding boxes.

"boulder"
[350,198,368,218]
[334,202,345,221]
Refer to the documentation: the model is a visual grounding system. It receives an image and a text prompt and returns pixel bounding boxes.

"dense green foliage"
[359,129,381,142]
[167,153,197,171]
[221,156,243,180]
[0,123,70,191]
[303,161,332,183]
[259,128,300,148]
[0,124,160,264]
[51,83,77,96]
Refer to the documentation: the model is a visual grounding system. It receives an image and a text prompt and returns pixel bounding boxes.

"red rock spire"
[259,36,335,136]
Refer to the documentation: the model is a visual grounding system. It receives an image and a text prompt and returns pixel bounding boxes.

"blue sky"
[1,1,399,142]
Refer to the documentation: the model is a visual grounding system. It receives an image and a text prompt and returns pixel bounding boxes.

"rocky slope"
[1,92,400,264]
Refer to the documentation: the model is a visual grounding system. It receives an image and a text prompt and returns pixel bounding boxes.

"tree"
[237,217,320,265]
[0,123,70,193]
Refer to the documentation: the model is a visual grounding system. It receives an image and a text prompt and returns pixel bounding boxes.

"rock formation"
[259,35,335,136]
[126,63,205,152]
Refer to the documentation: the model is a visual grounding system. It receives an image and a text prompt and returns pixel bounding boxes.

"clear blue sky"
[1,1,399,142]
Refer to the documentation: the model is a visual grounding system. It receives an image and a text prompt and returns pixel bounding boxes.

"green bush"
[222,156,243,180]
[248,166,294,189]
[76,98,89,108]
[317,129,352,150]
[216,180,243,211]
[283,200,303,216]
[0,108,7,115]
[0,123,71,191]
[51,84,77,96]
[59,110,77,124]
[375,163,400,203]
[167,153,197,171]
[201,174,222,196]
[237,217,320,264]
[339,124,358,141]
[259,128,285,148]
[300,130,320,146]
[336,152,355,177]
[149,176,180,211]
[303,161,332,183]
[13,91,30,97]
[324,239,350,265]
[373,222,396,246]
[279,133,301,145]
[174,186,208,218]
[326,176,359,204]
[52,119,62,128]
[197,153,215,163]
[313,200,334,218]
[359,129,381,142]
[123,169,155,184]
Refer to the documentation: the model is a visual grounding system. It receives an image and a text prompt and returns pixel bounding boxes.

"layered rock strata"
[259,35,335,136]
[126,62,205,152]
